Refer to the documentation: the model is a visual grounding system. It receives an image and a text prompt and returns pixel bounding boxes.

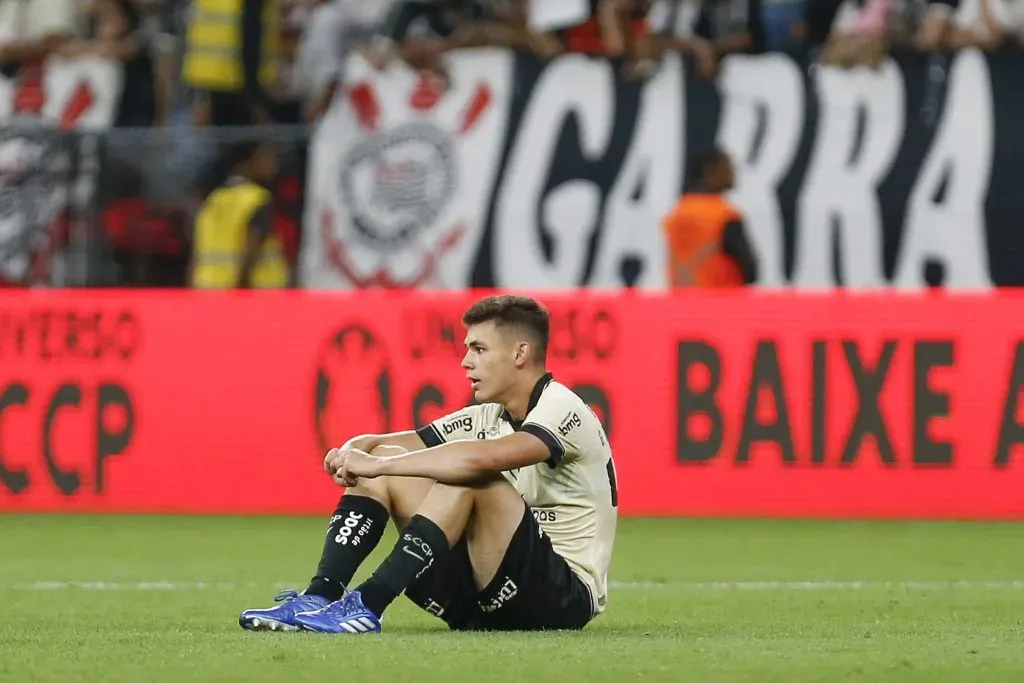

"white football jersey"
[416,374,618,615]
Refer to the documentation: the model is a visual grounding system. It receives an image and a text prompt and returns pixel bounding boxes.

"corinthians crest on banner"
[300,51,513,289]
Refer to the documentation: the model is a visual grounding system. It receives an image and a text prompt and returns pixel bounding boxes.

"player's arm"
[325,405,485,475]
[355,431,552,485]
[343,430,427,453]
[336,397,573,484]
[323,431,426,474]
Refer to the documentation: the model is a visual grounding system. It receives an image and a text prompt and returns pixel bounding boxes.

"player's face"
[462,321,518,403]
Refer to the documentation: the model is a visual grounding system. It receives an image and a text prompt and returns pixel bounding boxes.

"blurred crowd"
[1,0,1022,132]
[0,0,1019,289]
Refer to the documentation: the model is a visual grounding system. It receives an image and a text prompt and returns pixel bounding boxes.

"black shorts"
[404,506,595,631]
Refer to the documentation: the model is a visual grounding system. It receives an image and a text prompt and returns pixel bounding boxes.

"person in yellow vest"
[182,0,279,126]
[189,142,292,289]
[661,146,758,288]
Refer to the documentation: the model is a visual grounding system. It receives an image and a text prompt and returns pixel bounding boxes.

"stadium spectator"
[661,147,758,288]
[291,0,398,121]
[640,1,715,76]
[368,0,493,84]
[823,0,892,67]
[189,141,293,289]
[0,0,79,105]
[552,0,705,79]
[182,0,280,127]
[790,0,844,46]
[700,0,767,54]
[294,0,354,122]
[272,0,306,126]
[57,0,158,127]
[156,0,195,124]
[648,0,766,58]
[142,0,178,126]
[365,0,574,84]
[761,0,805,49]
[563,1,712,79]
[882,0,924,48]
[560,0,649,55]
[917,0,956,48]
[945,0,1024,50]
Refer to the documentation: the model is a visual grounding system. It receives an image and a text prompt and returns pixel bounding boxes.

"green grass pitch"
[2,515,1024,682]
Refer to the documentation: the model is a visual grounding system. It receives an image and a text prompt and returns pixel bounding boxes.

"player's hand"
[324,435,375,474]
[324,447,343,475]
[333,448,385,487]
[331,452,359,487]
[324,447,357,485]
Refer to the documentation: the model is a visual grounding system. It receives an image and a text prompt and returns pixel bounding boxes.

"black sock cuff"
[405,515,450,554]
[336,494,389,519]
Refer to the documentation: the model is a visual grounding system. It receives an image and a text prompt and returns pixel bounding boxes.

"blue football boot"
[239,590,331,632]
[292,591,382,634]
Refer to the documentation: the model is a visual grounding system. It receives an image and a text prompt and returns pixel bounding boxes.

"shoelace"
[273,590,324,610]
[273,590,300,603]
[319,598,348,616]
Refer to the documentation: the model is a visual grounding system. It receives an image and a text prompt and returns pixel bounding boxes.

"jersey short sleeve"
[416,405,487,447]
[521,389,588,469]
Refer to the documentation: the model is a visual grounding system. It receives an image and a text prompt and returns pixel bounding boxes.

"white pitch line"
[8,580,1024,592]
[611,580,1024,591]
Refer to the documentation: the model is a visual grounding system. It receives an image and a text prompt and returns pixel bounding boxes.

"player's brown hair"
[462,295,550,363]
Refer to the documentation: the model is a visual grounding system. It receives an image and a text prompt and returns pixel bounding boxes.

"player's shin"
[355,514,451,617]
[306,494,389,601]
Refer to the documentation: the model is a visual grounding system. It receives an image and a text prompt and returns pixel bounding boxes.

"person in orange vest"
[662,146,758,288]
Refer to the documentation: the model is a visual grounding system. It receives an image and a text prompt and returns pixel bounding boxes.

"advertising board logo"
[0,308,138,497]
[314,325,391,452]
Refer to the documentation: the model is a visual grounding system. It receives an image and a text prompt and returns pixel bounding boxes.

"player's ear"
[514,341,530,368]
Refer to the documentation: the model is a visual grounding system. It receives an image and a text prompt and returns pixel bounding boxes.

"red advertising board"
[1,289,1024,518]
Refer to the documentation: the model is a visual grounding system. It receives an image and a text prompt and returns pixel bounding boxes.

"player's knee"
[468,479,525,522]
[345,477,391,511]
[384,476,440,527]
[428,474,500,496]
[434,477,520,516]
[354,445,412,507]
[424,480,476,504]
[471,476,516,498]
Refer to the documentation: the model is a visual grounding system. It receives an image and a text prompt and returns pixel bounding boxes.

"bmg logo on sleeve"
[441,415,474,436]
[558,412,582,438]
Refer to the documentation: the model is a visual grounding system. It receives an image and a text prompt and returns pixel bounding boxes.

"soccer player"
[239,295,618,633]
